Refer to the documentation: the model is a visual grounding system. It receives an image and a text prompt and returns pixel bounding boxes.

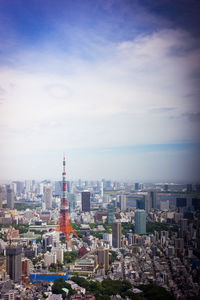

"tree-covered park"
[52,276,172,300]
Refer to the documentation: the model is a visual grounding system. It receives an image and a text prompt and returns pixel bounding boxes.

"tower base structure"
[56,209,78,242]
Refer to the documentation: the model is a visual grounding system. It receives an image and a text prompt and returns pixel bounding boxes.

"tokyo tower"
[56,155,78,242]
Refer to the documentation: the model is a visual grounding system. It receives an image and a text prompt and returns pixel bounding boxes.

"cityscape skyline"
[0,0,200,181]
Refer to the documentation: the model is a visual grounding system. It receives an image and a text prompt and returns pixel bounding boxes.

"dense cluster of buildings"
[0,179,199,299]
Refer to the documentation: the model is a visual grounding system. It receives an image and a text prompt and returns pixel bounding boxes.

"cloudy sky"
[0,0,200,182]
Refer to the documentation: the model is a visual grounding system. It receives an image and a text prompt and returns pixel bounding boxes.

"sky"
[0,0,200,182]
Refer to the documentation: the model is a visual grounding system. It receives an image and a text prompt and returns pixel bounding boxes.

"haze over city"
[0,0,200,181]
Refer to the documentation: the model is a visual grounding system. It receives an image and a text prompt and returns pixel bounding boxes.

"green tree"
[49,263,57,272]
[63,251,77,264]
[109,250,118,263]
[52,278,76,299]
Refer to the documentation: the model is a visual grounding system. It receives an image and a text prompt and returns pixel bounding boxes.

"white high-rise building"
[52,247,64,264]
[119,194,126,211]
[11,183,17,194]
[44,252,56,266]
[43,186,52,210]
[39,183,44,195]
[103,233,112,245]
[25,180,31,192]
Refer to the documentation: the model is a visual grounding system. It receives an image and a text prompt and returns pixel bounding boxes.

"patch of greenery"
[122,223,135,236]
[63,251,77,264]
[138,284,173,300]
[89,223,96,229]
[49,263,57,272]
[32,257,40,266]
[52,278,76,299]
[14,203,40,211]
[70,276,172,300]
[72,223,81,231]
[146,222,178,235]
[71,277,132,300]
[103,224,112,233]
[0,232,7,242]
[109,250,118,263]
[90,231,103,239]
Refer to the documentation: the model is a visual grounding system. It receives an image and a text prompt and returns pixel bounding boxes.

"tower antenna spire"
[56,155,78,242]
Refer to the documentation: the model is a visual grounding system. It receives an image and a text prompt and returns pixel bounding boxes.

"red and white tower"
[56,155,78,242]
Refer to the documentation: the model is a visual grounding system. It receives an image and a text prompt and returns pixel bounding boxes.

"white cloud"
[0,28,199,179]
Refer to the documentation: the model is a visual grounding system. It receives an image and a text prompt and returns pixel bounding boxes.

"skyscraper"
[112,222,121,248]
[68,193,76,212]
[134,209,146,234]
[43,186,52,210]
[136,197,145,210]
[25,180,31,192]
[6,245,22,283]
[135,183,139,191]
[55,181,62,197]
[100,181,104,198]
[0,186,3,209]
[164,184,168,192]
[81,191,90,212]
[97,248,109,269]
[119,194,126,211]
[66,181,71,193]
[176,198,187,208]
[186,184,192,193]
[147,189,157,211]
[6,186,14,210]
[107,203,114,224]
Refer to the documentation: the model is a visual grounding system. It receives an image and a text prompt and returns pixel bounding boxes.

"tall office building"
[135,183,139,191]
[147,189,157,211]
[68,193,76,212]
[112,222,121,248]
[107,203,114,224]
[100,181,104,198]
[164,184,168,192]
[6,186,14,210]
[39,183,44,195]
[55,181,62,197]
[66,181,71,193]
[176,198,187,208]
[13,181,24,195]
[25,180,31,192]
[136,197,145,210]
[97,248,109,269]
[0,186,3,209]
[119,194,126,211]
[81,191,90,212]
[11,182,17,194]
[144,195,148,213]
[6,245,22,283]
[192,198,200,211]
[186,184,192,193]
[195,184,200,193]
[43,186,52,210]
[135,209,146,234]
[78,179,82,187]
